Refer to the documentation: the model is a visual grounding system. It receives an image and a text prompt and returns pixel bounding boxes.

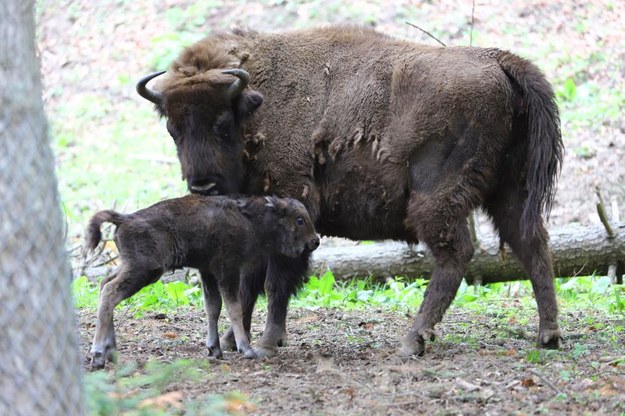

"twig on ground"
[529,369,563,396]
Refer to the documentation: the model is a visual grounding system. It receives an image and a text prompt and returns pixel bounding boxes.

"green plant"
[292,272,426,310]
[72,277,203,314]
[525,349,542,364]
[72,275,100,309]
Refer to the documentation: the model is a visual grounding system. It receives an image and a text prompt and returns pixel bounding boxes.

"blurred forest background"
[35,0,625,241]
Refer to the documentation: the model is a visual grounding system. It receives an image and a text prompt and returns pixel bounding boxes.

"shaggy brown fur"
[85,195,319,368]
[138,25,563,356]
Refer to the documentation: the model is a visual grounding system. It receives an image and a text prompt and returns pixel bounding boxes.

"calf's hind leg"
[218,271,257,359]
[91,266,163,369]
[220,265,265,351]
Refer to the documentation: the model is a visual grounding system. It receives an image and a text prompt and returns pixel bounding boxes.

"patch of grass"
[292,271,427,310]
[85,359,253,415]
[72,276,203,315]
[74,272,625,326]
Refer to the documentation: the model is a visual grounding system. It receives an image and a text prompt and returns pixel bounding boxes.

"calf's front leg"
[255,253,310,358]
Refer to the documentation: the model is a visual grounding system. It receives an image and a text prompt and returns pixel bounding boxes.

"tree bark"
[311,223,625,283]
[0,2,83,415]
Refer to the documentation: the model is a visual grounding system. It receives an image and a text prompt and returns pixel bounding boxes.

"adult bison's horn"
[222,69,250,99]
[136,70,166,105]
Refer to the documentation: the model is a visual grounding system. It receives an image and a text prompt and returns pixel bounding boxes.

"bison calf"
[85,194,319,369]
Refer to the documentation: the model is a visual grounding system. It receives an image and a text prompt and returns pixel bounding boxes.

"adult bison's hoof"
[398,328,437,357]
[242,348,259,359]
[538,328,563,349]
[253,346,278,358]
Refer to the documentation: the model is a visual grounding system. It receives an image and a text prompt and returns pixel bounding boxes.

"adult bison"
[136,25,563,357]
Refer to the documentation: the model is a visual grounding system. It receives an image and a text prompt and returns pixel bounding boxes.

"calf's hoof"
[219,331,237,352]
[207,346,223,360]
[538,328,563,349]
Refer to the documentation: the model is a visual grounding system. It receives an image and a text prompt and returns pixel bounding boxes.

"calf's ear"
[234,90,263,122]
[265,195,286,217]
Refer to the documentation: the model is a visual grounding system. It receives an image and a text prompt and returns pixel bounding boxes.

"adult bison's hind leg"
[400,192,475,357]
[487,193,562,349]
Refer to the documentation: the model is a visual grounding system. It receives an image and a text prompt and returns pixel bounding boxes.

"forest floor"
[77,302,624,415]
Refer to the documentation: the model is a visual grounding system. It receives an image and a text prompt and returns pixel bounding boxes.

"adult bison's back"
[137,25,563,357]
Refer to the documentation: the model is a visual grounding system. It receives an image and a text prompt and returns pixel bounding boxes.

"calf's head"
[137,69,263,195]
[264,196,320,258]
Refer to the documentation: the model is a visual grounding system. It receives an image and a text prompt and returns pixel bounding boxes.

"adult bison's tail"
[85,210,127,251]
[497,50,563,239]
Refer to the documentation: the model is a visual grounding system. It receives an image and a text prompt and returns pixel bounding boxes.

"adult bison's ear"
[234,90,263,122]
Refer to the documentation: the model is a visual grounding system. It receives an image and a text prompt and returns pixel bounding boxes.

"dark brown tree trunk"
[0,1,83,414]
[311,223,625,283]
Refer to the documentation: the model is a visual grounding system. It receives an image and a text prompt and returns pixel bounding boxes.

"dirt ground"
[38,0,625,414]
[77,305,625,415]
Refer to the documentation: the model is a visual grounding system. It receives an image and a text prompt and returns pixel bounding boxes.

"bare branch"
[595,187,615,238]
[470,0,476,46]
[405,21,446,47]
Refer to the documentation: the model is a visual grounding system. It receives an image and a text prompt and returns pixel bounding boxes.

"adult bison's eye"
[166,120,180,142]
[296,217,305,226]
[213,113,233,140]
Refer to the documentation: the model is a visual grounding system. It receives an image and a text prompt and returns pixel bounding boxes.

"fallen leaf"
[359,322,374,331]
[163,332,178,339]
[455,377,480,392]
[521,377,536,388]
[139,391,183,410]
[504,348,517,357]
[223,395,256,413]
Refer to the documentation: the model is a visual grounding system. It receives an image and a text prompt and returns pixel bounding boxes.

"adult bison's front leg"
[255,253,310,357]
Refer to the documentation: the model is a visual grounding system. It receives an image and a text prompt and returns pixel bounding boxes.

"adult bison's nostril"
[191,182,216,192]
[189,177,220,195]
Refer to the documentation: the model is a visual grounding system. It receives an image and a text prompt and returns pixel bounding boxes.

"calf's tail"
[497,50,563,239]
[85,210,127,251]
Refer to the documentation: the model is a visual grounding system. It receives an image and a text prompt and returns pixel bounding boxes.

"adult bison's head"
[137,68,263,195]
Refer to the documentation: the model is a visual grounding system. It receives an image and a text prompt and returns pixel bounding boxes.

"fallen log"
[310,222,625,284]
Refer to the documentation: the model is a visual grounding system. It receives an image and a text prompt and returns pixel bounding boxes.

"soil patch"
[78,306,625,415]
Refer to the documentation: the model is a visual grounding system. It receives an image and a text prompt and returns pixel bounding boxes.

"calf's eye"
[296,217,305,226]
